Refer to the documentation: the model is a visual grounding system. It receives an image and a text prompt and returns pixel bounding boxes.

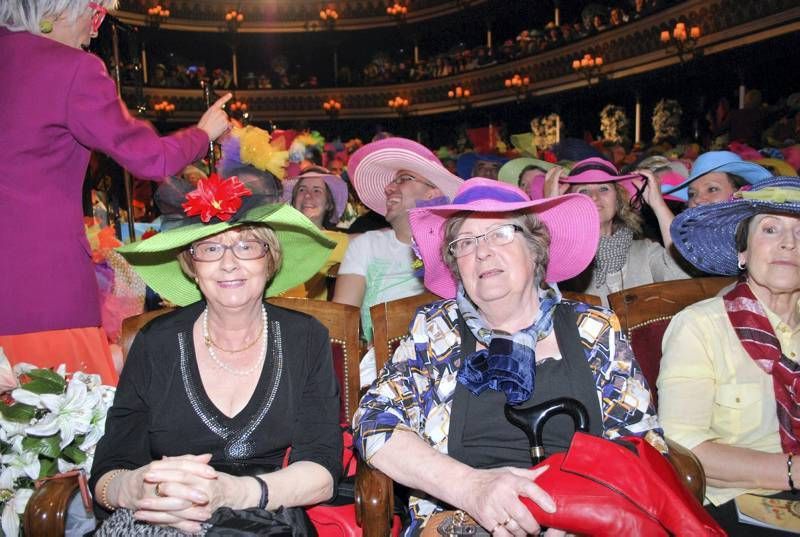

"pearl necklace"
[202,305,267,377]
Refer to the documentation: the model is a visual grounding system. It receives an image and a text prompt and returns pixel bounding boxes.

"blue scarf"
[456,283,562,405]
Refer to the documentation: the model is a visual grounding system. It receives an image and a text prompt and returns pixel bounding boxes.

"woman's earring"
[39,19,54,34]
[737,260,746,271]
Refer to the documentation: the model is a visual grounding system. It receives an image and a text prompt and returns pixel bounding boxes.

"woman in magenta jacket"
[0,0,231,384]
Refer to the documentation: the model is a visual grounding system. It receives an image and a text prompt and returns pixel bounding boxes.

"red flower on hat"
[182,174,252,222]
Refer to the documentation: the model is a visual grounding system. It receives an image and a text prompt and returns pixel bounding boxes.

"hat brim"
[664,160,772,201]
[409,193,599,298]
[498,158,556,186]
[351,145,463,216]
[671,177,800,275]
[117,204,335,306]
[559,172,641,200]
[282,174,349,221]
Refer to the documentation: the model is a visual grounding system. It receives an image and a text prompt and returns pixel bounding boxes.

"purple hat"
[559,157,641,199]
[409,177,600,299]
[282,170,349,223]
[348,138,463,216]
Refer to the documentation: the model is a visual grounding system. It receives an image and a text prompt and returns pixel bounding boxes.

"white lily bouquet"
[0,349,114,536]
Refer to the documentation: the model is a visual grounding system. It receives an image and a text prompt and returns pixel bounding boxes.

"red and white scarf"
[724,279,800,454]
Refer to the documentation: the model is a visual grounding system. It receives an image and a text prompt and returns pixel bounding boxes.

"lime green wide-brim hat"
[117,204,336,306]
[498,157,556,185]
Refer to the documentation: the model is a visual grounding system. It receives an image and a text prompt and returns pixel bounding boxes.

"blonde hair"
[178,225,282,283]
[1,0,118,34]
[612,183,644,237]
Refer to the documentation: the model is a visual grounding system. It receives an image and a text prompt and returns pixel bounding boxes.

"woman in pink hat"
[552,157,689,304]
[353,178,669,536]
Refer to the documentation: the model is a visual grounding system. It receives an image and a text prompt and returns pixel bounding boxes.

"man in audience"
[333,138,462,382]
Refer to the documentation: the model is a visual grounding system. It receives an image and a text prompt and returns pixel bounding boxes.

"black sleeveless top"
[447,302,604,469]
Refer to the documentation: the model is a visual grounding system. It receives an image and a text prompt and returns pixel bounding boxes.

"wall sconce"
[228,100,249,122]
[448,85,471,110]
[388,96,410,115]
[386,2,408,22]
[145,5,170,27]
[225,9,244,31]
[660,22,701,63]
[153,100,175,120]
[322,98,342,117]
[571,53,604,86]
[320,6,339,29]
[504,73,531,101]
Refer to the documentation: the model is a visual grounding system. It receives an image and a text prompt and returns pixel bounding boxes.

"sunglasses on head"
[88,2,107,34]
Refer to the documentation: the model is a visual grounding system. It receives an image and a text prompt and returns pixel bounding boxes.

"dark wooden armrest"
[23,474,81,537]
[665,437,706,504]
[355,458,394,537]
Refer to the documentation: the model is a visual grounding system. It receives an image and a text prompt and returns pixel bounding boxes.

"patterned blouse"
[353,298,666,534]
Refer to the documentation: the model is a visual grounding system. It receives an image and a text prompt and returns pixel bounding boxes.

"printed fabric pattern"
[353,298,666,535]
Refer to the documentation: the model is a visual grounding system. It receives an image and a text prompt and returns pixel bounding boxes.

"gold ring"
[502,516,512,526]
[155,482,165,497]
[490,523,502,534]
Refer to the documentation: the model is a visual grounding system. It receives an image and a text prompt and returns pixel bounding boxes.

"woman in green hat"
[89,175,341,534]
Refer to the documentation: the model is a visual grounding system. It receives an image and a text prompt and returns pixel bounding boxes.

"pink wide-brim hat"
[282,171,350,223]
[348,137,463,216]
[558,157,641,199]
[409,177,600,299]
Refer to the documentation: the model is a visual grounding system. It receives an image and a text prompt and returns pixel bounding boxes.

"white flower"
[1,438,40,482]
[9,388,44,408]
[25,378,99,449]
[0,414,28,444]
[0,481,32,537]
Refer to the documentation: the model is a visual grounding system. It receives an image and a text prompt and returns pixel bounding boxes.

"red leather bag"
[519,433,725,536]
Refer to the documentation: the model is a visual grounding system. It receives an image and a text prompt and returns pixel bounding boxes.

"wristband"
[252,475,269,509]
[789,454,797,494]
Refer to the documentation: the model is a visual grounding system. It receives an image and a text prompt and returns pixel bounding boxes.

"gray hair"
[442,210,551,286]
[1,0,118,34]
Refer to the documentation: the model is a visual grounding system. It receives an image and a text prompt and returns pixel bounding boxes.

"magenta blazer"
[0,28,208,335]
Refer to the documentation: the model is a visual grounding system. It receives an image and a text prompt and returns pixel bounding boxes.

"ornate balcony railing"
[116,0,486,31]
[121,0,799,122]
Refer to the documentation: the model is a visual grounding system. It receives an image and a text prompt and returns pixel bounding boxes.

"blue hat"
[663,151,772,201]
[670,177,800,275]
[456,153,509,180]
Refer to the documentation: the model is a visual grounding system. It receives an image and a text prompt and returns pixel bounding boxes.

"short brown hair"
[441,210,551,286]
[178,225,282,282]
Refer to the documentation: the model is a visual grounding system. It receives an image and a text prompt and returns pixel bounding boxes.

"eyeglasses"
[448,224,523,258]
[390,173,436,189]
[189,240,269,262]
[88,2,107,34]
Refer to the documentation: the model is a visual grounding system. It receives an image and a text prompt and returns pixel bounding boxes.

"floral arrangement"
[182,174,252,223]
[652,99,683,144]
[0,351,114,536]
[599,104,629,144]
[530,113,563,152]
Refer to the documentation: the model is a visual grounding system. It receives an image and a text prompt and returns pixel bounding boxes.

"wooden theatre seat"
[607,276,735,405]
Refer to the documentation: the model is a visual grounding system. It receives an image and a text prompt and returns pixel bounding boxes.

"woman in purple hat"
[554,157,689,304]
[353,178,669,536]
[0,0,231,383]
[282,166,350,299]
[660,177,800,535]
